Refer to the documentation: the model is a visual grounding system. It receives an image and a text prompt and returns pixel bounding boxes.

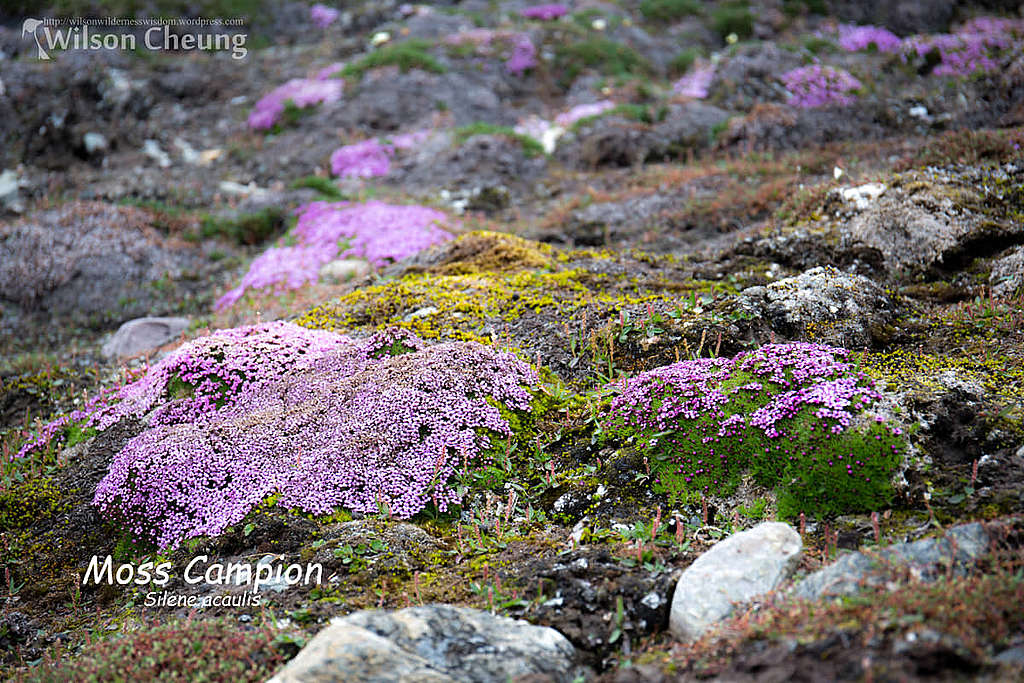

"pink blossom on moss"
[555,100,616,127]
[672,60,715,99]
[521,4,568,21]
[215,201,454,309]
[330,139,394,178]
[837,25,902,53]
[506,34,538,74]
[781,64,861,108]
[314,62,346,80]
[310,4,340,28]
[247,78,343,131]
[86,324,538,549]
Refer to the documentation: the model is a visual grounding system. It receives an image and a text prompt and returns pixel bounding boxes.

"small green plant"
[670,47,701,75]
[638,0,702,23]
[711,1,754,41]
[200,208,285,246]
[454,122,546,157]
[289,175,347,200]
[553,39,652,88]
[342,39,447,80]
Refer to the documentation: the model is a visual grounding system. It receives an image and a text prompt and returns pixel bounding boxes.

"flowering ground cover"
[603,343,905,517]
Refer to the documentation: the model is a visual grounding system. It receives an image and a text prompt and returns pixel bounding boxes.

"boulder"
[268,605,579,683]
[669,522,802,641]
[740,265,897,348]
[101,317,191,359]
[990,246,1024,297]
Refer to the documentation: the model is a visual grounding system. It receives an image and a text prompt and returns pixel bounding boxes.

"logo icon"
[22,18,50,60]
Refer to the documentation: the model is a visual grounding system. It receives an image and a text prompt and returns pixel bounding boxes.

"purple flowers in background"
[215,201,453,309]
[781,65,862,108]
[521,4,569,21]
[247,77,344,131]
[80,323,537,549]
[837,25,902,53]
[672,60,715,99]
[310,4,340,28]
[330,139,393,178]
[506,34,538,74]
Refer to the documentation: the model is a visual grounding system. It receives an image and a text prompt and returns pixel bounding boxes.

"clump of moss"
[200,208,285,246]
[711,1,754,40]
[454,123,546,158]
[0,477,65,531]
[342,39,446,80]
[420,232,556,276]
[553,38,652,87]
[638,0,702,23]
[289,175,347,200]
[603,343,906,519]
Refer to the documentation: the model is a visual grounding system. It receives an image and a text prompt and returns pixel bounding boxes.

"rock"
[143,139,171,168]
[740,265,897,348]
[82,132,108,156]
[101,316,190,359]
[791,522,991,601]
[841,171,1022,276]
[825,0,954,35]
[669,522,802,641]
[0,168,22,213]
[835,183,888,212]
[990,246,1024,297]
[0,201,192,319]
[650,101,732,155]
[268,605,579,683]
[319,259,372,283]
[708,43,802,111]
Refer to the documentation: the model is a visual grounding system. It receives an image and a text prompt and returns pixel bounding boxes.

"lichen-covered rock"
[268,605,580,683]
[990,246,1024,297]
[791,521,992,601]
[740,266,897,348]
[670,522,802,641]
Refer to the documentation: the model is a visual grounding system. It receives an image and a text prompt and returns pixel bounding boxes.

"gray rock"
[740,265,897,348]
[826,0,954,35]
[990,246,1023,297]
[83,132,108,156]
[670,522,802,641]
[0,201,192,318]
[791,522,991,601]
[708,43,802,111]
[319,259,372,284]
[0,169,22,213]
[101,317,190,359]
[651,102,732,154]
[268,605,579,683]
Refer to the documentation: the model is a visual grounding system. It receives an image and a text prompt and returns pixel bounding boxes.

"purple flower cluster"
[330,139,393,178]
[672,60,715,99]
[506,34,538,74]
[901,17,1023,76]
[89,324,537,549]
[310,3,340,28]
[16,323,352,459]
[837,25,902,53]
[521,4,568,21]
[605,343,903,517]
[780,65,862,108]
[247,76,344,131]
[215,201,454,310]
[329,130,432,178]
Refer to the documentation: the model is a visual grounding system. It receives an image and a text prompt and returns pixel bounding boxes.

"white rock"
[840,182,887,210]
[83,132,107,155]
[143,139,171,168]
[669,522,802,641]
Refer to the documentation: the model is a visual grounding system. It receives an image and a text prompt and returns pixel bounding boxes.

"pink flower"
[521,4,568,21]
[247,78,344,131]
[672,60,715,99]
[781,65,861,108]
[310,4,340,28]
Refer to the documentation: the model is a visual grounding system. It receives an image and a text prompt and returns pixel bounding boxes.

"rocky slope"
[1,1,1022,681]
